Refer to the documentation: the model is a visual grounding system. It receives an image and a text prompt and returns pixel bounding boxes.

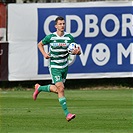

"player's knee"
[55,82,65,94]
[55,88,58,94]
[50,85,58,94]
[57,85,64,93]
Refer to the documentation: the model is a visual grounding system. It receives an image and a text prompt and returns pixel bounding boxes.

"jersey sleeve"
[69,34,75,43]
[42,35,51,45]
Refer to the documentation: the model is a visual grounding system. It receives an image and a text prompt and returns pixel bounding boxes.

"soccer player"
[33,16,81,122]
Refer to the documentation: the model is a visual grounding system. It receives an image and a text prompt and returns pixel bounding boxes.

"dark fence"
[0,78,133,89]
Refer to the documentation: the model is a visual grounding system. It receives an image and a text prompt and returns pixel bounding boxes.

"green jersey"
[42,32,75,69]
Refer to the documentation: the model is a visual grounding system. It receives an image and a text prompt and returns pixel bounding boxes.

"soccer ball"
[68,43,79,54]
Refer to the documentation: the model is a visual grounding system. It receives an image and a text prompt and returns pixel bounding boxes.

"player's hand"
[72,46,81,55]
[44,53,50,59]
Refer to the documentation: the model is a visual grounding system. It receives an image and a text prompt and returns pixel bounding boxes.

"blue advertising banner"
[37,6,133,75]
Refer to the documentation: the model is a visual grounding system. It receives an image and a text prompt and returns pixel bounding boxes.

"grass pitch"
[0,89,132,133]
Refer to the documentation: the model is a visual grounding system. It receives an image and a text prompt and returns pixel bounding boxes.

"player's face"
[55,20,65,32]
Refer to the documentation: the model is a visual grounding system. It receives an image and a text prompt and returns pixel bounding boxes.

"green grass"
[0,89,132,133]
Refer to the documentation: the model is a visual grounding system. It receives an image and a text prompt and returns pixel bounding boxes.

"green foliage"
[0,89,132,133]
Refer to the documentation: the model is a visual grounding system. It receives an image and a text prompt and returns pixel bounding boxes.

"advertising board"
[8,2,133,80]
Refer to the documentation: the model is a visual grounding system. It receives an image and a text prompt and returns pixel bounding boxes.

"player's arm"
[38,41,50,59]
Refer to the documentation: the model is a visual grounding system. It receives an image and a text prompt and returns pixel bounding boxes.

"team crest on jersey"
[65,40,68,43]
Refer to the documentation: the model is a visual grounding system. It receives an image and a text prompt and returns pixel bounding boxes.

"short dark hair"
[55,16,64,25]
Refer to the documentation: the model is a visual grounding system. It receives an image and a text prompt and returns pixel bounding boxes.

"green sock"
[38,85,50,92]
[59,97,69,117]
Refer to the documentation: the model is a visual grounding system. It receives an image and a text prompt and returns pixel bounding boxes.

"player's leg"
[33,83,58,100]
[56,82,75,122]
[55,81,70,116]
[54,67,75,121]
[62,67,76,121]
[38,84,58,93]
[50,67,69,117]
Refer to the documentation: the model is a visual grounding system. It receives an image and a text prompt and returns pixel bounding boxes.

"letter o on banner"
[101,14,120,37]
